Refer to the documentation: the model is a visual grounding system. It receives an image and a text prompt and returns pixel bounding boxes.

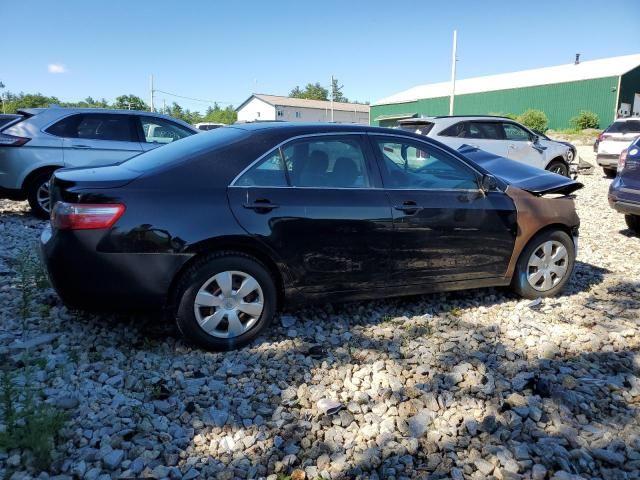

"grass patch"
[0,368,68,470]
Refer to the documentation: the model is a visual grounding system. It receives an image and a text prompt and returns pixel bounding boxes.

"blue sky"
[4,0,640,111]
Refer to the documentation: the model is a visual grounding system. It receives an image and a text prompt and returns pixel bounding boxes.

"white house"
[236,94,370,124]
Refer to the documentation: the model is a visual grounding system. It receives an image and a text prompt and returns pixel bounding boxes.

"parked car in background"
[398,116,576,177]
[609,137,640,234]
[596,117,640,178]
[194,122,225,131]
[0,107,198,217]
[41,122,582,351]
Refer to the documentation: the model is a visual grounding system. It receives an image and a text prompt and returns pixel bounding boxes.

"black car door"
[227,133,394,294]
[369,133,517,285]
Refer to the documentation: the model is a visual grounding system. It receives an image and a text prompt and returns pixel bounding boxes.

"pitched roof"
[239,94,370,113]
[374,53,640,106]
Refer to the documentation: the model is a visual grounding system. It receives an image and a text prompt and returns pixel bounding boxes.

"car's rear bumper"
[40,225,191,310]
[597,154,619,167]
[609,198,640,216]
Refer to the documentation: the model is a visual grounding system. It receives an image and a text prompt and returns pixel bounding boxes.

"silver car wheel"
[566,150,574,162]
[193,270,264,339]
[526,240,569,292]
[36,181,51,213]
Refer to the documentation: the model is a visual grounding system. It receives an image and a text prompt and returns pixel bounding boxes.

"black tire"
[603,168,617,179]
[625,214,640,234]
[512,229,575,299]
[546,160,569,177]
[173,252,277,351]
[26,170,55,219]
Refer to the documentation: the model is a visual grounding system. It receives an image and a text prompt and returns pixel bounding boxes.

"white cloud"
[48,64,67,74]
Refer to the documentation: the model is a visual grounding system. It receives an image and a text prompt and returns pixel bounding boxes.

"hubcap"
[37,181,51,213]
[526,240,569,292]
[193,270,264,339]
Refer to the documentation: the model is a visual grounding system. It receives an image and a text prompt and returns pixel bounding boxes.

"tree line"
[0,90,237,125]
[0,77,365,126]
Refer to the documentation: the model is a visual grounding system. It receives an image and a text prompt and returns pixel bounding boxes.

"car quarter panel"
[504,186,580,279]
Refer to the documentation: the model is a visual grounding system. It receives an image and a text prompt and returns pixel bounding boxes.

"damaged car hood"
[459,145,583,195]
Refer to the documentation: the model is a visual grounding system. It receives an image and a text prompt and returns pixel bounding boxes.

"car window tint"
[439,122,467,137]
[46,114,134,141]
[140,117,193,144]
[235,149,287,187]
[606,120,640,133]
[502,123,530,141]
[281,136,371,188]
[375,138,477,190]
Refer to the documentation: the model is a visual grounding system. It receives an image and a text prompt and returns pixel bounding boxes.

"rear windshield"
[398,122,434,135]
[606,120,640,133]
[123,126,250,172]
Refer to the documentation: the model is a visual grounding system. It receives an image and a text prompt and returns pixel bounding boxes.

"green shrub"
[517,109,548,133]
[571,110,599,130]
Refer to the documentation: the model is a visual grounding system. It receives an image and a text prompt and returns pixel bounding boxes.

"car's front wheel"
[512,229,575,299]
[173,252,277,351]
[26,170,56,219]
[546,160,569,177]
[625,214,640,234]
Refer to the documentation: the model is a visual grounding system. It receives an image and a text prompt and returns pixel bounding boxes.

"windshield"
[123,126,249,172]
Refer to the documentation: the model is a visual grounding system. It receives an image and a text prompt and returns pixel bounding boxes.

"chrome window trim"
[229,132,368,187]
[228,185,481,193]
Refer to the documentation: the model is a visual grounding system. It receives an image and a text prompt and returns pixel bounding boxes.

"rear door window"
[281,136,371,188]
[234,149,288,187]
[46,114,135,142]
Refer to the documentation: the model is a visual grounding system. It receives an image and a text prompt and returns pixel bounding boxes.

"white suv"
[596,117,640,177]
[398,116,575,177]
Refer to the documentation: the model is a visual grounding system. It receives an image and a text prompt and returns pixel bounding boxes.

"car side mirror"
[480,174,498,192]
[530,134,540,145]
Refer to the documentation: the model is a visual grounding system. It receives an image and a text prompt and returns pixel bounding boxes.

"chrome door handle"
[394,201,422,214]
[243,201,279,212]
[71,144,91,149]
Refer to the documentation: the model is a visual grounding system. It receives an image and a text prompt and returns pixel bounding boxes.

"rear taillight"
[618,149,628,172]
[51,202,125,230]
[0,133,30,146]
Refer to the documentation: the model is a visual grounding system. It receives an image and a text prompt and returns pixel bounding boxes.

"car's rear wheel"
[603,168,617,178]
[546,160,569,177]
[625,214,640,234]
[173,253,277,351]
[26,170,55,219]
[512,229,575,299]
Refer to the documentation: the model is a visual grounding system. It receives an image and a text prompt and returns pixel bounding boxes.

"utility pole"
[449,30,458,116]
[330,75,334,122]
[162,98,166,115]
[150,74,154,112]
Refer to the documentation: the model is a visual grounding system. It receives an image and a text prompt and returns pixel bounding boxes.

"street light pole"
[449,30,458,116]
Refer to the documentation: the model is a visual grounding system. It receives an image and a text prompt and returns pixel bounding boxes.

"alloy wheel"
[37,181,51,214]
[526,240,569,292]
[193,270,264,338]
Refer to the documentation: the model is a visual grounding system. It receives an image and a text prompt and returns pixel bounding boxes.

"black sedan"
[41,123,582,350]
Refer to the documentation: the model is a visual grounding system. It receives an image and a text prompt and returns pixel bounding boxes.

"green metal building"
[371,54,640,130]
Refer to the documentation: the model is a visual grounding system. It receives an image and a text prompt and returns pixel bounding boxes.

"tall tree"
[331,78,348,103]
[113,94,148,111]
[289,82,329,101]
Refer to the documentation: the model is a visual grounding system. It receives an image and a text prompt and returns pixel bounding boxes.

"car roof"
[612,116,640,122]
[16,107,197,130]
[228,121,402,135]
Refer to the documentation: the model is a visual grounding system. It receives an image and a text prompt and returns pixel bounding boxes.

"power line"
[153,89,234,106]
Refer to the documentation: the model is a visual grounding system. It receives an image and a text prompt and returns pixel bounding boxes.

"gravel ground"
[1,148,639,480]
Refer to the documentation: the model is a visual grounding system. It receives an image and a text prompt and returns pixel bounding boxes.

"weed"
[9,247,50,333]
[0,368,68,470]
